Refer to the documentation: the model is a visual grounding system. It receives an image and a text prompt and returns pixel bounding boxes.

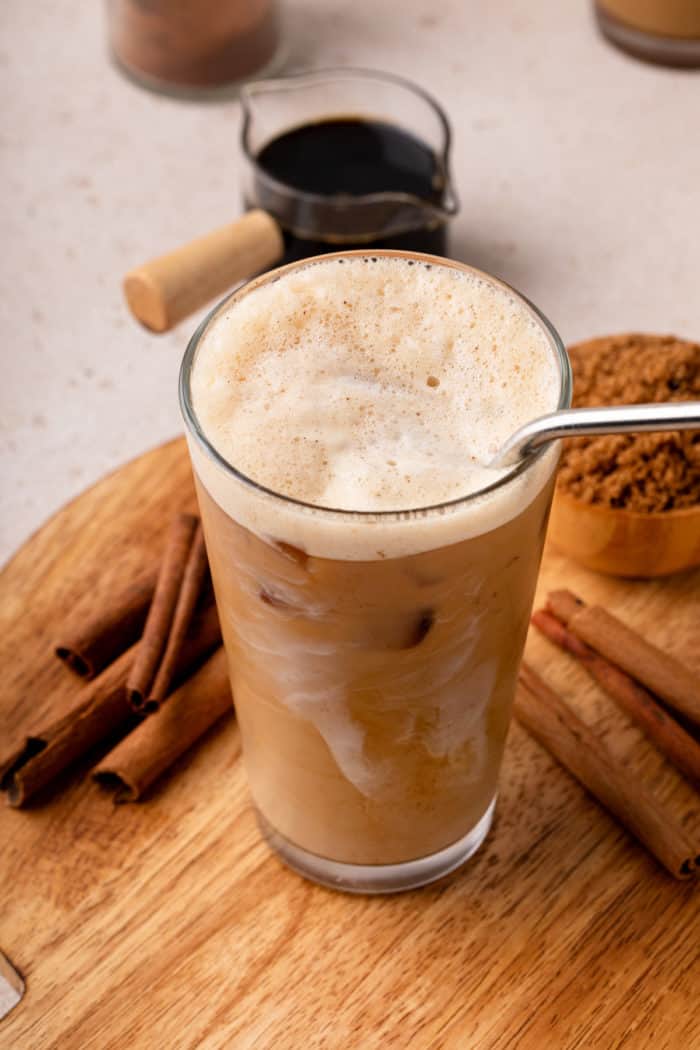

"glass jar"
[595,1,700,67]
[107,0,282,97]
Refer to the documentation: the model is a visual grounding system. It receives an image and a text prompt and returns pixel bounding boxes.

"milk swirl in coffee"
[185,252,563,884]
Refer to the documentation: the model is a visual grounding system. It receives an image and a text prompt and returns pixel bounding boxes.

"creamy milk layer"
[188,254,562,559]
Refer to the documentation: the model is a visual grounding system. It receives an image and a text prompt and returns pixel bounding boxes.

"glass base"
[257,796,496,894]
[107,43,286,102]
[595,7,700,68]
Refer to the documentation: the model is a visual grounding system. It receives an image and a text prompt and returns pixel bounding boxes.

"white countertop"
[2,0,699,564]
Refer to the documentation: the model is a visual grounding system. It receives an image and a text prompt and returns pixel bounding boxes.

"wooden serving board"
[1,438,699,1050]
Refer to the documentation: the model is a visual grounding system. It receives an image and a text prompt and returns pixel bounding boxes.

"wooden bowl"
[548,489,700,577]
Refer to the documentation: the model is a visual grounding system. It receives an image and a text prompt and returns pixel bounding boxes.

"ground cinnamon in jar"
[596,0,700,39]
[108,0,280,94]
[557,333,700,512]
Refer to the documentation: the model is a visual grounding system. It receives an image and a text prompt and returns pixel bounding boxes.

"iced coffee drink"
[180,252,569,892]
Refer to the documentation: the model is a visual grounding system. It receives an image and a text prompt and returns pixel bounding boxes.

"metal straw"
[491,401,700,469]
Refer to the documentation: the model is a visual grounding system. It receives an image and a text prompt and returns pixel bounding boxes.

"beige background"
[1,0,699,563]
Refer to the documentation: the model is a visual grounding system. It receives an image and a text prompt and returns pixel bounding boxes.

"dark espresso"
[249,117,449,260]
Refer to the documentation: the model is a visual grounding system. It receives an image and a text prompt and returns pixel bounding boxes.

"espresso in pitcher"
[249,117,449,259]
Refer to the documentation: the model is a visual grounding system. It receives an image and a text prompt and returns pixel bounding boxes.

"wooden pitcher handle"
[123,210,285,333]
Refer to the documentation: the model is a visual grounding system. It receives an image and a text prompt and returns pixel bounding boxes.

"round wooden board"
[1,438,699,1049]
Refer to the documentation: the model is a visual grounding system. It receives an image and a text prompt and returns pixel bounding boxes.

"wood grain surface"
[1,438,698,1050]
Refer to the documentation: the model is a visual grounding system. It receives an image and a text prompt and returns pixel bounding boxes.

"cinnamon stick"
[515,662,699,879]
[54,571,156,678]
[0,602,221,807]
[94,647,231,802]
[532,609,700,788]
[0,647,135,807]
[145,525,209,711]
[126,513,199,709]
[547,590,700,728]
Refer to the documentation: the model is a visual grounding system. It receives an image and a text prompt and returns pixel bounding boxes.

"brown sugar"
[557,333,700,512]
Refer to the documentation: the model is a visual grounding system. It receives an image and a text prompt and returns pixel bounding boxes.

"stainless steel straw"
[491,402,700,468]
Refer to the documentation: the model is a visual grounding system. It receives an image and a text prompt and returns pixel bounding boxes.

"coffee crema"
[189,254,561,559]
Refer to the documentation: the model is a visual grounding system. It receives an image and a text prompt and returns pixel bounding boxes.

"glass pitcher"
[239,68,459,261]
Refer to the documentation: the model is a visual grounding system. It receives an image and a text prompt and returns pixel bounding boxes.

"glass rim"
[179,250,572,524]
[240,66,459,217]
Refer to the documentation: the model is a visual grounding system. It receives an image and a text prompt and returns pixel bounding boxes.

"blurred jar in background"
[107,0,281,96]
[595,0,700,66]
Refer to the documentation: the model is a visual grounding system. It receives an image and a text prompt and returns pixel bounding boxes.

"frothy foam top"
[188,255,562,559]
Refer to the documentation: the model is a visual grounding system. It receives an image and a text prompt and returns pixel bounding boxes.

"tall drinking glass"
[180,250,571,893]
